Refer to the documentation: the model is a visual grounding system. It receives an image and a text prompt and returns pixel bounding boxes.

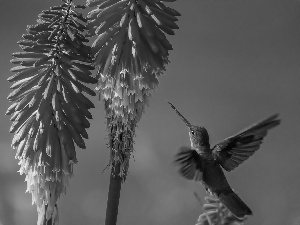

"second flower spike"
[86,0,180,179]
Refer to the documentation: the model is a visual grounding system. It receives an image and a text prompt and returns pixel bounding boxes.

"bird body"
[178,146,252,217]
[168,102,280,218]
[201,159,228,194]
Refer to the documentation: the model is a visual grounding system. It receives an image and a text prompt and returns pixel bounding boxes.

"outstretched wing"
[175,147,203,181]
[212,114,280,171]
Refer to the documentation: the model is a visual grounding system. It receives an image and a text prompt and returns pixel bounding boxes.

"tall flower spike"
[196,197,246,225]
[87,0,180,179]
[7,1,95,224]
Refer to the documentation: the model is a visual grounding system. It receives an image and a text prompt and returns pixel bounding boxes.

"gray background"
[0,0,299,225]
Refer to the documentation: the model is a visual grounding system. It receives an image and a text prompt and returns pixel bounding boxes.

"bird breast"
[194,146,212,159]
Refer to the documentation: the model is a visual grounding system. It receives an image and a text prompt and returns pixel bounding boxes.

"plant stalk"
[105,162,122,225]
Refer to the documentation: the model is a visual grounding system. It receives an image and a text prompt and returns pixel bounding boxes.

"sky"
[0,0,300,225]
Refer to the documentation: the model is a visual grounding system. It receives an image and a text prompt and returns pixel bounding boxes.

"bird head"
[188,125,209,148]
[168,102,209,149]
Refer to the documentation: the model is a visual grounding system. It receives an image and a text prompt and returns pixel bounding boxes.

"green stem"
[105,163,122,225]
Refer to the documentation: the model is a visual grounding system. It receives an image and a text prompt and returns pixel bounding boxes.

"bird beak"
[167,102,192,128]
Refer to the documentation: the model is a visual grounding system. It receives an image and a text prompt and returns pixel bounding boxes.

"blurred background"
[0,0,300,225]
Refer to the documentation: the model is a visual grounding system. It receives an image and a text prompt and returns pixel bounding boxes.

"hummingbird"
[168,102,280,218]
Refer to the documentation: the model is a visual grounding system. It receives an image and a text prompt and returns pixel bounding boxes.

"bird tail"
[218,188,252,218]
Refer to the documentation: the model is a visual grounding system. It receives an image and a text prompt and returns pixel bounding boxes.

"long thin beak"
[167,102,192,128]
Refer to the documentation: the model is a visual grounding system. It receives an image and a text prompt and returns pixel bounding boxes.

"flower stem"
[105,162,122,225]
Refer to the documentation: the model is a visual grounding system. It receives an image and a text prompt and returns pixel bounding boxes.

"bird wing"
[212,114,280,171]
[175,146,203,181]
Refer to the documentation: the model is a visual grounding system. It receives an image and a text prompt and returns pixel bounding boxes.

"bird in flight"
[168,102,280,218]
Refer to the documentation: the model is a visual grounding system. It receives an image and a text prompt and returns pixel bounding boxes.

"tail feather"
[218,188,252,218]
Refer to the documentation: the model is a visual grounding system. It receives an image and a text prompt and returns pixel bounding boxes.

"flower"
[87,0,180,180]
[196,197,246,225]
[7,1,94,223]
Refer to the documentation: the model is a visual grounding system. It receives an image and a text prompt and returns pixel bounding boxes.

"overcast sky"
[0,1,300,225]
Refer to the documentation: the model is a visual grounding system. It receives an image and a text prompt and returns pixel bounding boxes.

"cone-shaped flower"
[7,1,95,224]
[196,197,246,225]
[87,0,180,179]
